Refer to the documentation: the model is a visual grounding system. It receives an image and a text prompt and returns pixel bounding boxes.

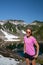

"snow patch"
[0,55,19,65]
[1,29,21,41]
[21,30,26,34]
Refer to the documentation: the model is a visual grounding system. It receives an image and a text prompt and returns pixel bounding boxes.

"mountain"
[25,20,43,41]
[0,20,43,42]
[2,20,26,34]
[31,20,43,26]
[0,20,26,43]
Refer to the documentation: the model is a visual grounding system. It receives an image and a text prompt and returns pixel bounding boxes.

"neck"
[27,35,30,38]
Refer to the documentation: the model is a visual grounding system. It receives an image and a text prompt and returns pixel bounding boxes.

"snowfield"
[21,30,26,34]
[0,55,19,65]
[1,29,21,41]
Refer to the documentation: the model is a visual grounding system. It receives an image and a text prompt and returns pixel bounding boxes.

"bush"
[17,43,24,49]
[6,43,17,50]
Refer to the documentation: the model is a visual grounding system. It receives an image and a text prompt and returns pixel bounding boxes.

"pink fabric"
[24,36,37,56]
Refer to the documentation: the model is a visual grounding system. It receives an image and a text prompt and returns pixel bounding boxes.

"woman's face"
[26,29,32,37]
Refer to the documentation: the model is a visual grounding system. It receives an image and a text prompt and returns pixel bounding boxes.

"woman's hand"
[34,41,39,58]
[24,43,26,53]
[24,50,26,53]
[34,54,38,58]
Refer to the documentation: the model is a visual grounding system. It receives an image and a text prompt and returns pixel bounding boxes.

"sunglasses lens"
[26,31,31,34]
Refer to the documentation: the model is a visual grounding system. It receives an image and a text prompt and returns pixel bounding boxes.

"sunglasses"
[26,31,31,34]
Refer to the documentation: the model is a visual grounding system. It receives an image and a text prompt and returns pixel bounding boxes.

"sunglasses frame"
[26,31,31,34]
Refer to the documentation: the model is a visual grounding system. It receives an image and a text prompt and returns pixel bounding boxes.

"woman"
[24,28,39,65]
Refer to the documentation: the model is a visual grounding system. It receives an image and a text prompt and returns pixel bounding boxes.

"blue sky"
[0,0,43,23]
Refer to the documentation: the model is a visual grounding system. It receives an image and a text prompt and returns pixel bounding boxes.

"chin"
[27,34,30,36]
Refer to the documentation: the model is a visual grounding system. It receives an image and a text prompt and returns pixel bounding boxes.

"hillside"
[33,25,43,41]
[2,21,26,34]
[0,20,43,41]
[25,20,43,41]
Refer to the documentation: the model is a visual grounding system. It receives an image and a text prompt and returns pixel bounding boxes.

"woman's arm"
[24,43,26,53]
[34,41,39,58]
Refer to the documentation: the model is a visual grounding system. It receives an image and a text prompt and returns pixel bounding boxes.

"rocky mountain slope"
[0,20,43,41]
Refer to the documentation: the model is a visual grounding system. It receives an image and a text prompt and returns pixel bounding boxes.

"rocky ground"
[0,47,24,61]
[17,61,41,65]
[0,47,43,65]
